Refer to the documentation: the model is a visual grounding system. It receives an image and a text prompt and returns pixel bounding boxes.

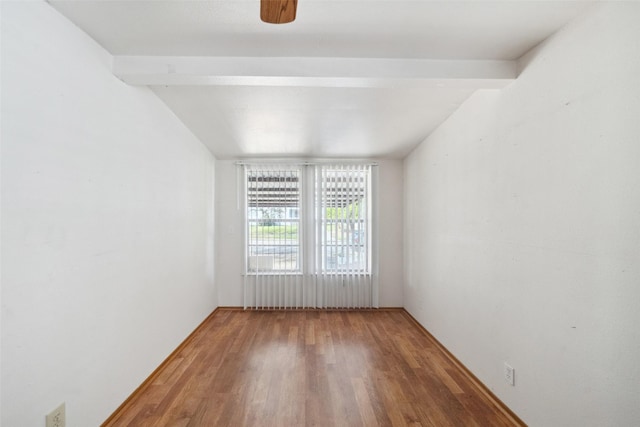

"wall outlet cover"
[504,362,515,386]
[46,402,66,427]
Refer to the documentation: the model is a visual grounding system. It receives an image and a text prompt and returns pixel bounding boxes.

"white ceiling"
[50,0,595,159]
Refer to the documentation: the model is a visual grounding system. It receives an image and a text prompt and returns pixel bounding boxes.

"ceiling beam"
[113,56,516,88]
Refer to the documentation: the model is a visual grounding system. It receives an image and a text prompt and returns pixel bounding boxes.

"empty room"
[2,0,639,426]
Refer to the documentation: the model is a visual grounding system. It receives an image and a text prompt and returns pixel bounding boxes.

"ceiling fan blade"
[261,0,298,24]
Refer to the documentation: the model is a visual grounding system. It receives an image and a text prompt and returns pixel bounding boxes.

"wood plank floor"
[104,309,521,427]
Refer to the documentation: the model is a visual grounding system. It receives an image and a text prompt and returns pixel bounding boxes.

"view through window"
[246,167,301,273]
[245,164,371,275]
[316,166,370,273]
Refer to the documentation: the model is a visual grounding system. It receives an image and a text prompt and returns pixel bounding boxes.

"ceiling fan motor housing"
[261,0,298,24]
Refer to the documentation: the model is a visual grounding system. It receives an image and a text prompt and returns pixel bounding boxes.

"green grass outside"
[250,225,299,240]
[250,224,357,240]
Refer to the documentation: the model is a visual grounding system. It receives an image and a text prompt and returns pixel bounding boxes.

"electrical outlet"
[46,403,65,427]
[504,362,515,386]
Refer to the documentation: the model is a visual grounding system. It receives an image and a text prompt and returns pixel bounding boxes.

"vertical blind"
[312,164,373,308]
[243,163,378,309]
[245,165,303,308]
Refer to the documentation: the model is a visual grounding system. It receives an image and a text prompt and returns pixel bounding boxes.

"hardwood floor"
[103,309,522,427]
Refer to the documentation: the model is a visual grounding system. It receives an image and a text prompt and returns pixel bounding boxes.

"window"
[316,166,371,274]
[246,167,301,273]
[244,164,372,275]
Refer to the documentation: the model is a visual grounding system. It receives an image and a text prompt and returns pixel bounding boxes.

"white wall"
[376,159,404,307]
[1,2,217,426]
[216,159,403,307]
[404,3,640,426]
[215,161,244,306]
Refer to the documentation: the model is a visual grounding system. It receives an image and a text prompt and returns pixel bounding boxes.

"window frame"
[243,164,373,276]
[244,166,303,275]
